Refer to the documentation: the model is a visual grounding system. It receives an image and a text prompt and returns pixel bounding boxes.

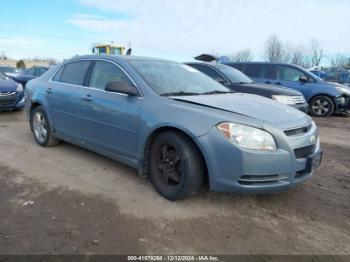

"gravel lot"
[0,110,349,255]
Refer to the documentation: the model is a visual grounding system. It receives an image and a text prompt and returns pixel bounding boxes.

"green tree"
[16,60,26,70]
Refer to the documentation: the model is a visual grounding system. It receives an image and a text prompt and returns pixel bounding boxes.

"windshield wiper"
[201,90,234,95]
[161,91,201,97]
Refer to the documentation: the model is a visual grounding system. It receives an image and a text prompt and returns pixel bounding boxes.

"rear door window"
[53,61,91,86]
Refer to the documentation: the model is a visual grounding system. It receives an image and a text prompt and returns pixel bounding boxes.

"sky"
[0,0,349,62]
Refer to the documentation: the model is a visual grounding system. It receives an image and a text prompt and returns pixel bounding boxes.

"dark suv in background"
[226,62,350,117]
[186,62,308,112]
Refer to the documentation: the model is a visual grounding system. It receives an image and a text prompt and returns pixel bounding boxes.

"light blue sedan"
[25,55,322,200]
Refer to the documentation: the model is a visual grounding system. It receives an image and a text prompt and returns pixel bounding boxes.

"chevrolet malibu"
[25,55,322,201]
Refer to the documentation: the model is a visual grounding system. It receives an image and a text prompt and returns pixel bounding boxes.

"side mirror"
[299,76,308,83]
[105,81,139,96]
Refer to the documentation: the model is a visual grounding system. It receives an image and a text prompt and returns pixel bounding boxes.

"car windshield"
[129,60,231,96]
[0,72,7,80]
[0,67,19,73]
[215,64,254,84]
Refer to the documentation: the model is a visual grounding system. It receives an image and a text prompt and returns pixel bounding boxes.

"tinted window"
[54,61,91,85]
[215,64,254,84]
[230,64,245,72]
[189,64,226,83]
[244,64,264,78]
[277,66,308,82]
[89,61,132,90]
[35,67,48,76]
[130,60,229,96]
[24,68,35,76]
[264,65,277,79]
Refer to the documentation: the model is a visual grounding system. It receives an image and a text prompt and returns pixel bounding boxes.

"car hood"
[4,72,20,78]
[172,93,307,126]
[239,83,303,96]
[0,79,18,92]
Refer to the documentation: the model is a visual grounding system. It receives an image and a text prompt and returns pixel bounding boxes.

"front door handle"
[46,88,53,94]
[264,81,271,84]
[275,82,282,86]
[82,94,93,102]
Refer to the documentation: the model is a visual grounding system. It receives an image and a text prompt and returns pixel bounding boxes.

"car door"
[46,60,92,140]
[275,65,311,98]
[80,60,142,158]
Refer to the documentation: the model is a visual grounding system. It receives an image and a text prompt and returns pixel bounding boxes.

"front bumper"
[0,92,25,110]
[335,95,350,113]
[291,103,309,113]
[196,122,321,194]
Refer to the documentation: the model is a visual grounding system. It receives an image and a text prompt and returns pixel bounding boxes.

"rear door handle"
[46,88,53,94]
[264,81,271,84]
[82,94,93,102]
[275,82,282,86]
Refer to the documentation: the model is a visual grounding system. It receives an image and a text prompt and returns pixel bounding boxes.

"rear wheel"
[309,95,335,117]
[30,106,60,147]
[149,132,204,201]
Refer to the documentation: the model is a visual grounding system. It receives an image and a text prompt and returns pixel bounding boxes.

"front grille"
[294,145,315,159]
[284,124,312,136]
[291,95,306,104]
[0,92,17,107]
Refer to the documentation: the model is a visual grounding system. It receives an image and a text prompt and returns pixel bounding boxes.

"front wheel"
[149,132,204,201]
[309,95,335,117]
[30,106,60,147]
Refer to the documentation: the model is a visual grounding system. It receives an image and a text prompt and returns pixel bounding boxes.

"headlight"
[335,86,350,95]
[217,122,276,152]
[271,95,296,105]
[16,83,23,92]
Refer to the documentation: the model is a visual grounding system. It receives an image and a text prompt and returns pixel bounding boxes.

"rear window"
[245,64,264,78]
[53,61,91,86]
[245,64,276,79]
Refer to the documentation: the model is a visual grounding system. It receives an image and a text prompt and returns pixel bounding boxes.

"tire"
[30,106,60,147]
[309,95,335,117]
[149,131,204,201]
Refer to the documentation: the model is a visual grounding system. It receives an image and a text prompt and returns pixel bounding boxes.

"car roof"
[68,54,174,63]
[186,62,235,70]
[226,61,298,66]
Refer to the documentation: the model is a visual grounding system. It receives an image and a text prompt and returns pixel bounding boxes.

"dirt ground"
[0,110,349,255]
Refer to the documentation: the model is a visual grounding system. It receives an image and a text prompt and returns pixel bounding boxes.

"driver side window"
[277,66,308,82]
[89,61,132,90]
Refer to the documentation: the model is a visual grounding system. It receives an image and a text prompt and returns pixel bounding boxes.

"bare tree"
[0,51,8,60]
[310,39,324,67]
[231,49,253,62]
[330,54,348,68]
[264,35,290,63]
[291,45,310,68]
